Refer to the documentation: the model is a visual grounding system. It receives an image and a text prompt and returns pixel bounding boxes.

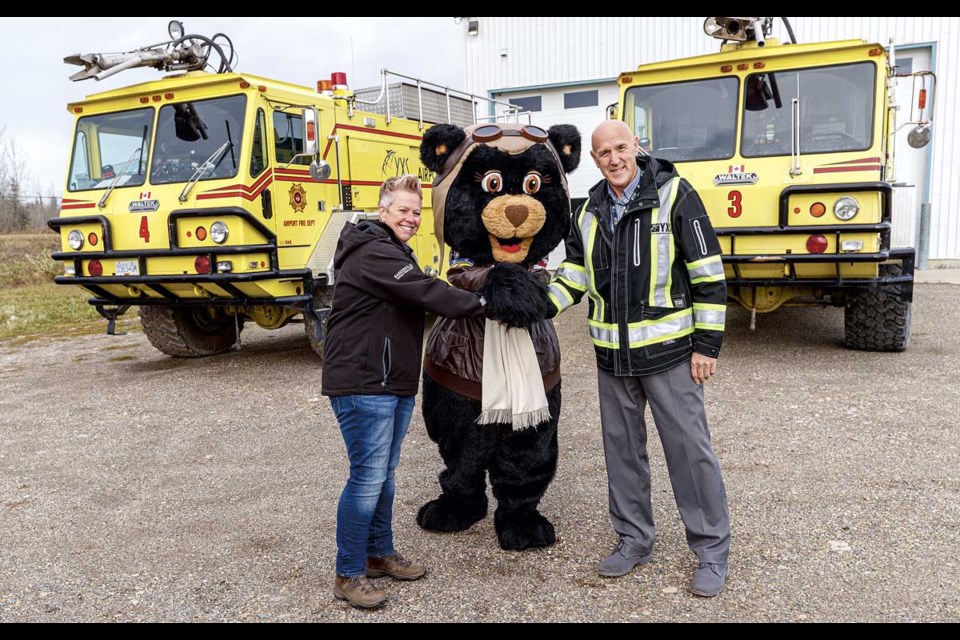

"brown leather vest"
[423,265,561,401]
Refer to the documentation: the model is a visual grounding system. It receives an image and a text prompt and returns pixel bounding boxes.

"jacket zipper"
[633,218,641,267]
[612,213,625,374]
[381,337,392,389]
[693,219,708,256]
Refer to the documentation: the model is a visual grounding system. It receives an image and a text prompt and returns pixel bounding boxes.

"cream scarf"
[477,319,550,430]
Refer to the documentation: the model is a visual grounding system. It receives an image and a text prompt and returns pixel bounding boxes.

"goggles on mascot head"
[434,124,557,187]
[469,123,550,144]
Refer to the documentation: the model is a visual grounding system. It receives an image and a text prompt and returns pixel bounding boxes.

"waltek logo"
[714,164,759,186]
[129,199,160,212]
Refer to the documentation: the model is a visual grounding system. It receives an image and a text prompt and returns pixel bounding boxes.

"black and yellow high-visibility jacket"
[547,156,726,377]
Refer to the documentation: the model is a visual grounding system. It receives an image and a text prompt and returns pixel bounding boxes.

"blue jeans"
[331,394,416,577]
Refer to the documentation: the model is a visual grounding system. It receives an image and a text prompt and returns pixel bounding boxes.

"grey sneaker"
[690,562,728,597]
[597,539,653,577]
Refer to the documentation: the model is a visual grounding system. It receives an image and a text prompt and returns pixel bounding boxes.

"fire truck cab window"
[273,112,312,166]
[623,77,738,163]
[67,108,153,192]
[151,95,247,185]
[250,109,268,178]
[741,62,875,157]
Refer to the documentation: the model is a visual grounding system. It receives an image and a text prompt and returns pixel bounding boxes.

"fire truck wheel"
[304,286,334,359]
[139,306,239,357]
[844,264,912,352]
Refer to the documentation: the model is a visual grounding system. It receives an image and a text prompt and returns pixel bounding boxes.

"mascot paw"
[495,511,556,551]
[483,263,550,329]
[416,495,488,532]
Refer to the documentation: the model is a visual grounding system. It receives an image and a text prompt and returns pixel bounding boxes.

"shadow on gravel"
[725,304,846,351]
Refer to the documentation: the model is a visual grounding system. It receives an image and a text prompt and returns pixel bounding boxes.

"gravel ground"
[0,284,958,622]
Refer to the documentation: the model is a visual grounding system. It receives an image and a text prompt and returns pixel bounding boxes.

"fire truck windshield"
[740,62,876,157]
[624,77,739,163]
[151,95,247,185]
[67,108,153,192]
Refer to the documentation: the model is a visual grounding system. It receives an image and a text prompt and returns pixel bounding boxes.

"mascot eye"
[523,173,542,195]
[481,172,503,193]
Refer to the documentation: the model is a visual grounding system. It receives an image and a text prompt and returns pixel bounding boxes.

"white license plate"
[115,260,139,277]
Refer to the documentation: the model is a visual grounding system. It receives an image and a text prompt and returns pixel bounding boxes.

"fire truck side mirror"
[310,160,332,182]
[302,108,320,156]
[907,124,931,149]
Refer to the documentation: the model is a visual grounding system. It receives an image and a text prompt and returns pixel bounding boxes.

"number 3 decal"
[727,190,742,218]
[139,216,151,243]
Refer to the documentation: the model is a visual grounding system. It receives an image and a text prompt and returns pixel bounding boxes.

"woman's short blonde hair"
[378,175,422,209]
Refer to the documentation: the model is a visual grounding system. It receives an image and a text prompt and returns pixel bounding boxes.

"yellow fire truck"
[616,17,934,351]
[50,21,479,357]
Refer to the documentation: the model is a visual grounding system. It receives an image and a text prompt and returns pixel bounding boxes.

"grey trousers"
[598,362,730,564]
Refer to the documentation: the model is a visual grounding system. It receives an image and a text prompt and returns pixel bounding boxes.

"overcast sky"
[0,17,467,198]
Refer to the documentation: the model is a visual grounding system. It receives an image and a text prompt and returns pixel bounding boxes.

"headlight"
[210,221,229,244]
[68,230,84,250]
[834,196,860,221]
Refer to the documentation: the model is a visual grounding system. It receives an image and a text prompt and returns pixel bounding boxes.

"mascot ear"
[548,124,581,174]
[420,124,467,174]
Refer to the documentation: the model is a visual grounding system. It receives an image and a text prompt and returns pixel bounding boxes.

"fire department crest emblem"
[288,184,307,213]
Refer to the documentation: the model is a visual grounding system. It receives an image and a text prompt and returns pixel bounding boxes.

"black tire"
[305,285,333,359]
[139,306,239,357]
[844,264,913,352]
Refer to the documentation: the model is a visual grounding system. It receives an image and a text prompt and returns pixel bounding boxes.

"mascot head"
[420,123,581,267]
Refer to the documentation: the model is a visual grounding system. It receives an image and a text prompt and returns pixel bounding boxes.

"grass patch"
[0,233,62,288]
[0,234,141,345]
[0,282,138,343]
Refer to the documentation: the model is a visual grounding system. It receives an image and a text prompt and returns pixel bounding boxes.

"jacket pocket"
[633,218,642,267]
[692,217,709,257]
[437,330,468,363]
[643,335,692,360]
[641,305,676,321]
[381,337,392,388]
[640,305,692,359]
[596,240,610,270]
[532,333,558,374]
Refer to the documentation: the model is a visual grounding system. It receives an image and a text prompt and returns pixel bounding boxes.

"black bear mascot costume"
[417,122,581,551]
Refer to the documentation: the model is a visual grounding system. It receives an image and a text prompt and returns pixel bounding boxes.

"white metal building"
[457,17,960,264]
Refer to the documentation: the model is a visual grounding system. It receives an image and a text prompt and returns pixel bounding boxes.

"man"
[547,120,730,597]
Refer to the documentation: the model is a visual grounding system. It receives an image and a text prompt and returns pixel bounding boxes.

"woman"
[321,175,485,609]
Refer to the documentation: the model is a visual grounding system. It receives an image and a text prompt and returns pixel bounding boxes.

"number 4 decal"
[728,190,742,218]
[139,216,151,243]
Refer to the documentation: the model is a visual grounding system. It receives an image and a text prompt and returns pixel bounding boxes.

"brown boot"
[365,551,427,581]
[333,575,387,609]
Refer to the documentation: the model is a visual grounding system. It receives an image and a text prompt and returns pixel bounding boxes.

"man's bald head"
[590,120,640,198]
[591,120,634,153]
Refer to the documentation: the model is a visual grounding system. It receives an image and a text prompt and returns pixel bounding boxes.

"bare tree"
[0,127,52,233]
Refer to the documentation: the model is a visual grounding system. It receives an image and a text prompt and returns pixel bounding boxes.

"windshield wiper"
[97,148,143,209]
[178,141,233,203]
[98,126,147,209]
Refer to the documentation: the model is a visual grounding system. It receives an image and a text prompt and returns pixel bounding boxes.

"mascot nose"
[505,205,529,228]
